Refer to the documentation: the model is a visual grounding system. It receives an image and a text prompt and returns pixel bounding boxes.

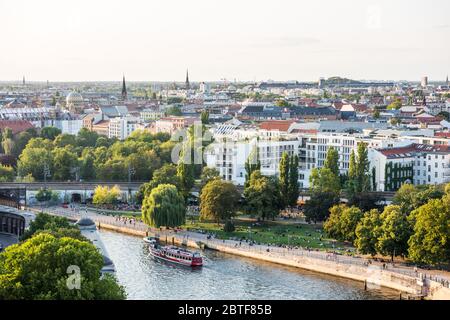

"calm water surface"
[100,230,399,300]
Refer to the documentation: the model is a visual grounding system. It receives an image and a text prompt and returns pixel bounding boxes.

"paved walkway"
[33,205,450,288]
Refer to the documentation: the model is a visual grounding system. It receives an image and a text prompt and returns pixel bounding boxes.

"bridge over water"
[0,182,396,206]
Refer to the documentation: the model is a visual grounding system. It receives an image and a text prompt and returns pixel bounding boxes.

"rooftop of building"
[378,143,450,158]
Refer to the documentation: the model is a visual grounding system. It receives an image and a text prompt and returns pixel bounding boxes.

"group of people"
[114,215,138,226]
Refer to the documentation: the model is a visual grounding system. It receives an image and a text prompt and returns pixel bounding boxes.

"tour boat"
[144,238,203,267]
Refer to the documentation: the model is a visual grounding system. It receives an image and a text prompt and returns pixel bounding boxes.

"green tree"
[200,167,220,191]
[40,127,62,140]
[287,154,299,206]
[76,128,99,147]
[355,209,382,256]
[52,147,79,181]
[386,98,402,110]
[310,168,340,195]
[80,150,96,181]
[279,152,290,206]
[244,171,282,220]
[54,133,77,148]
[92,185,121,206]
[136,164,182,204]
[1,127,14,155]
[0,165,15,182]
[408,196,450,265]
[165,106,182,116]
[141,184,186,228]
[201,110,210,125]
[200,179,240,224]
[393,184,444,215]
[244,146,260,189]
[376,205,411,261]
[177,144,195,198]
[324,205,363,242]
[0,233,126,300]
[324,147,339,176]
[11,131,33,158]
[348,150,356,179]
[22,212,78,240]
[17,144,53,181]
[303,192,339,223]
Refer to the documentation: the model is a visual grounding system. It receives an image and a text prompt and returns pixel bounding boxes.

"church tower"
[121,75,128,101]
[185,69,190,90]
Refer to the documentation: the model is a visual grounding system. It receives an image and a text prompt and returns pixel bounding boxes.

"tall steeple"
[446,75,449,86]
[22,76,25,86]
[185,69,190,90]
[121,75,127,101]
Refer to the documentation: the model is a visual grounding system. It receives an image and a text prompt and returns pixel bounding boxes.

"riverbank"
[33,206,450,300]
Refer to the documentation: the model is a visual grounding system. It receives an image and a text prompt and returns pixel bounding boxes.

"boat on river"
[143,237,203,267]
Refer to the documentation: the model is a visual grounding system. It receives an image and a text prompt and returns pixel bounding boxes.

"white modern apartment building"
[205,120,450,190]
[205,134,301,186]
[369,143,450,191]
[108,117,140,140]
[140,109,165,122]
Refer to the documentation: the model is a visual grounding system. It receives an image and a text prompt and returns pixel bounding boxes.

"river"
[99,230,400,300]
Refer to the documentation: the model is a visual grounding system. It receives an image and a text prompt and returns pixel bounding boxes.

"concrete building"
[370,143,450,191]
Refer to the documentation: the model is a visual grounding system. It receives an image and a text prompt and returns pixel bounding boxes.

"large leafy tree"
[177,144,195,198]
[200,167,220,191]
[245,146,260,189]
[408,196,450,265]
[200,179,240,224]
[287,154,299,206]
[393,184,444,215]
[1,127,14,155]
[244,171,282,220]
[0,165,15,182]
[279,152,290,206]
[303,192,340,223]
[324,205,363,242]
[310,167,340,195]
[136,164,182,204]
[17,143,53,181]
[355,209,382,256]
[40,126,62,141]
[92,185,121,206]
[142,184,186,228]
[324,147,339,176]
[52,147,79,181]
[376,205,411,261]
[0,233,126,300]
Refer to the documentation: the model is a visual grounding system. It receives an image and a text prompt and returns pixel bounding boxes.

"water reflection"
[100,230,399,300]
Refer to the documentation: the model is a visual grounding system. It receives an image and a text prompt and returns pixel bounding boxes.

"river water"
[99,230,400,300]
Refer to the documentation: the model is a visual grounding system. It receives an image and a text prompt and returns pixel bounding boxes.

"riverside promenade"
[31,205,450,299]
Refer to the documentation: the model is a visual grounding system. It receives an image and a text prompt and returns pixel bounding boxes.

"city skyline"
[0,0,449,82]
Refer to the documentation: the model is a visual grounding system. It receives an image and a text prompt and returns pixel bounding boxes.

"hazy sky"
[0,0,449,82]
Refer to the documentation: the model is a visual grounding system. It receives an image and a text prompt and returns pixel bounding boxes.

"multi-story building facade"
[369,144,450,191]
[108,117,140,140]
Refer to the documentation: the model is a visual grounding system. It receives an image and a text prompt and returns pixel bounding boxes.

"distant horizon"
[0,76,447,84]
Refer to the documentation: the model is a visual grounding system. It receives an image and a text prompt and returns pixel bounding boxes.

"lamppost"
[43,163,51,190]
[128,165,136,205]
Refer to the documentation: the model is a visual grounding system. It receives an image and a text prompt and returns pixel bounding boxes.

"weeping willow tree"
[141,184,186,228]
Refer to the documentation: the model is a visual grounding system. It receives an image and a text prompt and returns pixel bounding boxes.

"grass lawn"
[183,217,354,254]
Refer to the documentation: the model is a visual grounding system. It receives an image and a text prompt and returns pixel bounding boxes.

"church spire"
[185,69,190,90]
[23,76,25,86]
[121,75,127,101]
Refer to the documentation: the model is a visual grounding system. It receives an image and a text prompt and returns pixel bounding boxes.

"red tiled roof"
[379,143,450,158]
[290,129,318,134]
[435,132,450,138]
[0,120,34,135]
[259,120,295,132]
